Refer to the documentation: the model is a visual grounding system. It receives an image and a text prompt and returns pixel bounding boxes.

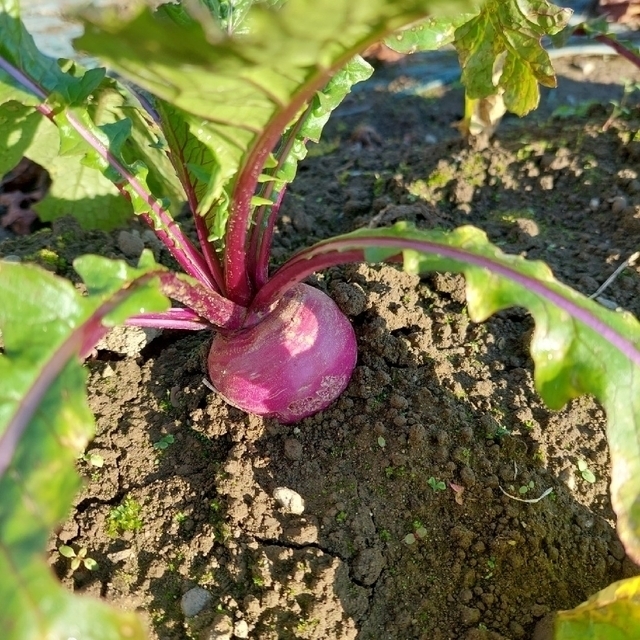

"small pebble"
[233,620,249,639]
[539,175,554,191]
[205,614,233,640]
[611,196,628,215]
[181,587,212,617]
[284,438,303,461]
[117,230,145,258]
[558,467,576,491]
[107,548,133,563]
[273,487,305,514]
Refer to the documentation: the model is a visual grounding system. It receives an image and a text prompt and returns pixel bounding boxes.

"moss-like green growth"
[106,495,143,537]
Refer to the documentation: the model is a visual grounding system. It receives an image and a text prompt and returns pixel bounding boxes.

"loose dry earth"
[2,52,640,640]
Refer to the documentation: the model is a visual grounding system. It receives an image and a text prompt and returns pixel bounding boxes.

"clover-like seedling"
[58,545,98,572]
[405,521,429,545]
[153,434,175,450]
[79,452,104,468]
[577,460,596,483]
[518,480,535,495]
[427,477,446,492]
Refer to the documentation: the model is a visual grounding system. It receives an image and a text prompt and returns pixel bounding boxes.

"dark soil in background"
[3,53,640,640]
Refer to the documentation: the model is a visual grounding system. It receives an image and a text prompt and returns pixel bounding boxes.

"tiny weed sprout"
[174,511,188,524]
[379,529,392,543]
[79,451,104,468]
[518,480,535,495]
[577,459,597,484]
[484,558,496,580]
[413,521,429,540]
[58,545,98,572]
[427,477,446,492]
[153,434,175,450]
[106,495,144,538]
[4,0,640,636]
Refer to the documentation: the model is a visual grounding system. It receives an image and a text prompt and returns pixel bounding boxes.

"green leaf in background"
[385,12,478,53]
[555,575,640,639]
[0,255,168,640]
[454,0,572,115]
[0,0,86,104]
[0,101,48,175]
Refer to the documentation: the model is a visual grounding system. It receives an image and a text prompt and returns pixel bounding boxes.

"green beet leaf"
[74,0,470,244]
[555,575,640,639]
[0,3,185,230]
[279,222,640,562]
[0,255,168,640]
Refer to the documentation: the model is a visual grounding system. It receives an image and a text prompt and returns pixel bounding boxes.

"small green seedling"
[79,452,104,468]
[379,529,391,542]
[484,557,496,579]
[494,425,511,440]
[106,496,143,537]
[427,477,446,492]
[377,436,386,448]
[577,460,596,483]
[405,519,429,545]
[58,545,98,572]
[336,511,348,524]
[518,480,535,495]
[153,434,175,450]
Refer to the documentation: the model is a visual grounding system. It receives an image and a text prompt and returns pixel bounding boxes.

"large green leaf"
[0,254,169,640]
[74,0,471,299]
[0,3,185,230]
[263,222,640,562]
[555,576,640,639]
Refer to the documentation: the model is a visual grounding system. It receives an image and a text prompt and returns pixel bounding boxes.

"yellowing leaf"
[556,576,640,639]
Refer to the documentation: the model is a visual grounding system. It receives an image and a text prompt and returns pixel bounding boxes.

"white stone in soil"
[273,487,305,514]
[233,620,249,638]
[181,586,212,617]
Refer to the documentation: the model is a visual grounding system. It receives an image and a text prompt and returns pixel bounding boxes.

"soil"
[3,51,640,640]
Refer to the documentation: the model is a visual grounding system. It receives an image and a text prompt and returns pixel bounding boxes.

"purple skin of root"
[207,283,358,423]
